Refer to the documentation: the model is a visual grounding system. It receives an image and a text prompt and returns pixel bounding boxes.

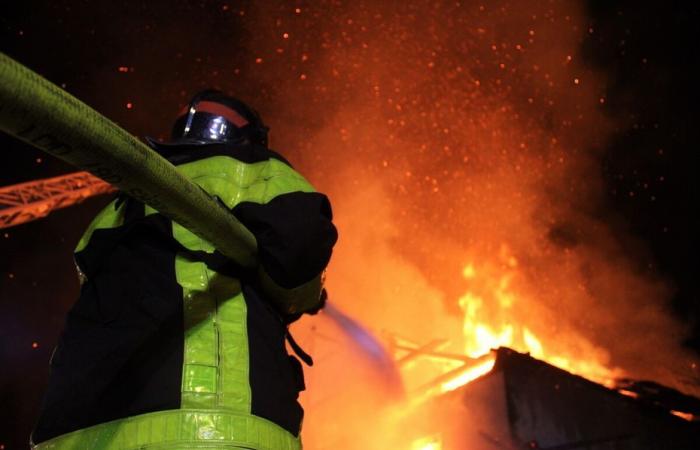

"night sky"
[1,1,699,449]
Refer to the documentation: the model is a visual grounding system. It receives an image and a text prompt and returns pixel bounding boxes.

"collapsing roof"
[409,348,700,450]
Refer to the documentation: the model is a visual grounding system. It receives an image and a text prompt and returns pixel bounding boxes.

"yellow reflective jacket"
[32,142,337,450]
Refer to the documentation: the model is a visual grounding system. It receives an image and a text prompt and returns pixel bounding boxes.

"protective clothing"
[31,121,337,449]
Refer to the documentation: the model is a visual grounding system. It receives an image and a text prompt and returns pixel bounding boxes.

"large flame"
[452,248,620,389]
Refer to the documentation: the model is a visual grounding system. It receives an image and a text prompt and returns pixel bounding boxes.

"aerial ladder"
[0,171,113,229]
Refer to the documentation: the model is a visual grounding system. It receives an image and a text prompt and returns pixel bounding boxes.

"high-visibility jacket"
[31,141,337,450]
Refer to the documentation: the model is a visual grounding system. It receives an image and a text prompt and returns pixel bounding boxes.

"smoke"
[255,0,700,414]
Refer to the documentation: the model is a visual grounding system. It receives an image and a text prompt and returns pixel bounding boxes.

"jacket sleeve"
[174,144,338,314]
[232,191,337,290]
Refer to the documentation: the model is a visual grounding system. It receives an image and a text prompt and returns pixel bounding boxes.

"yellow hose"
[0,52,257,268]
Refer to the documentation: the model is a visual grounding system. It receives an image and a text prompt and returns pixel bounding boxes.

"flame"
[670,410,696,422]
[393,250,621,399]
[395,247,622,400]
[617,389,640,399]
[452,252,618,389]
[440,358,496,392]
[411,436,442,450]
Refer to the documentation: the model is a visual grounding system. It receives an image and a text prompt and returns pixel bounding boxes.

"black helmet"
[166,89,269,147]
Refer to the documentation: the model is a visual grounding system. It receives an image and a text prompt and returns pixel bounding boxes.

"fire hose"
[0,51,257,268]
[0,52,335,314]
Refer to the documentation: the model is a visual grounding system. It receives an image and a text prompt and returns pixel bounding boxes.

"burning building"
[294,317,700,450]
[1,0,698,449]
[408,348,699,450]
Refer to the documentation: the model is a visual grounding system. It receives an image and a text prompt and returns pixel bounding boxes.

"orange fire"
[449,251,619,390]
[411,436,443,450]
[386,242,622,411]
[269,0,700,448]
[389,254,622,408]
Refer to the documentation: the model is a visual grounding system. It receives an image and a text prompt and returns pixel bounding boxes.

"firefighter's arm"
[232,191,337,316]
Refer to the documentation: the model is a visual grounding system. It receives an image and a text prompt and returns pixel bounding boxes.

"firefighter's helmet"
[162,89,269,147]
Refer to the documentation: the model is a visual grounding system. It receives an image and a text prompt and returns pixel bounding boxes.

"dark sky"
[1,1,699,448]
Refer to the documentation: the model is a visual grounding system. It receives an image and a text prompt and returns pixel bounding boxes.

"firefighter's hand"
[258,266,328,318]
[281,288,327,324]
[305,288,328,315]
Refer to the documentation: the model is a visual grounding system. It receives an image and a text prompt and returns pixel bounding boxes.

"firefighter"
[31,90,338,450]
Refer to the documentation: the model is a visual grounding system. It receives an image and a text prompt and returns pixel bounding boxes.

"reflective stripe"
[175,254,251,412]
[32,409,301,450]
[191,101,250,127]
[216,288,251,411]
[176,256,223,409]
[174,156,316,209]
[172,155,317,413]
